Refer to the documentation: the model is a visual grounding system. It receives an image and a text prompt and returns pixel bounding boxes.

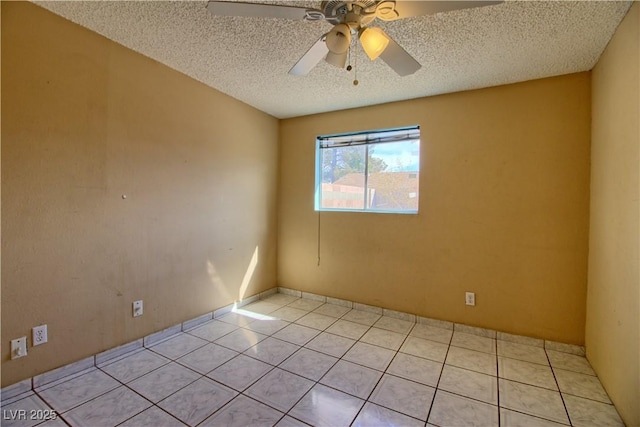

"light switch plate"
[11,337,27,359]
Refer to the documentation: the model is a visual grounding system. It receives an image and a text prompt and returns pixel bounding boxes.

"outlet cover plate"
[133,300,143,317]
[465,292,476,306]
[33,325,48,346]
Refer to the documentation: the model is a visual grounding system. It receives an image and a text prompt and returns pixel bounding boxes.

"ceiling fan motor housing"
[321,0,380,26]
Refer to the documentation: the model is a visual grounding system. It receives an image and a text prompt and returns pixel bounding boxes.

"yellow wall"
[279,73,591,344]
[6,0,630,398]
[586,2,640,426]
[1,2,279,387]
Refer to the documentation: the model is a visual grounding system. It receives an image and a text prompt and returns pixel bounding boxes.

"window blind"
[318,126,420,149]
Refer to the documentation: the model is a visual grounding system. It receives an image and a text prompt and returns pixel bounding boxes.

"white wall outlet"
[11,337,28,359]
[465,292,476,306]
[133,300,143,317]
[32,325,48,346]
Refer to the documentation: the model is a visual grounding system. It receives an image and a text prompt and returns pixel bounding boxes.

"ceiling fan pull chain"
[353,38,359,86]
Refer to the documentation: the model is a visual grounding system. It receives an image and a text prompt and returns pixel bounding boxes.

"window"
[315,126,420,213]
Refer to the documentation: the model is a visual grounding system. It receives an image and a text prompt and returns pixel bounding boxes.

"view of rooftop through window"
[316,126,420,213]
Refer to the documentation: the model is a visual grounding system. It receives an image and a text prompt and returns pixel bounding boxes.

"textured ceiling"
[35,1,632,119]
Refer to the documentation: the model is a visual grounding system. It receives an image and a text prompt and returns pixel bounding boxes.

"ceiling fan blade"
[379,31,421,76]
[206,1,322,20]
[391,0,502,20]
[289,34,329,76]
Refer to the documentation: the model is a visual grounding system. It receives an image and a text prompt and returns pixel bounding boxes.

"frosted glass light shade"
[325,51,348,68]
[326,24,352,54]
[360,27,390,60]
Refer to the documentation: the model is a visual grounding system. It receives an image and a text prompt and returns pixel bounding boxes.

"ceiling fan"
[206,1,502,77]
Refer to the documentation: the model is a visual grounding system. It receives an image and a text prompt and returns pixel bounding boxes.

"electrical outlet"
[32,325,48,346]
[11,337,27,359]
[133,300,143,317]
[465,292,476,306]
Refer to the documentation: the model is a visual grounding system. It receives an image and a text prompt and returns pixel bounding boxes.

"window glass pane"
[316,126,420,213]
[367,140,420,211]
[320,145,366,209]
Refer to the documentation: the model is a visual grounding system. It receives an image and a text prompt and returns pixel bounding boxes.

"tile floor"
[1,293,625,427]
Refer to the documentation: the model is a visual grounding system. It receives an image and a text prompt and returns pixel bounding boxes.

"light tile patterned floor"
[1,293,626,427]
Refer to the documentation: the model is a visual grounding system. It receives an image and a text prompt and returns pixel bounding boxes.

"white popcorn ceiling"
[34,1,633,119]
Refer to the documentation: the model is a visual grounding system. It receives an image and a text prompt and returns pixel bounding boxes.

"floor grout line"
[495,335,501,427]
[11,293,623,427]
[425,321,455,425]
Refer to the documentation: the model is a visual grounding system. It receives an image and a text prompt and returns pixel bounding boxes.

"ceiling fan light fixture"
[325,50,348,68]
[359,27,389,60]
[325,23,352,54]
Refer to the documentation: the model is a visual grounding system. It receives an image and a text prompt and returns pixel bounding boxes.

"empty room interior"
[1,1,639,426]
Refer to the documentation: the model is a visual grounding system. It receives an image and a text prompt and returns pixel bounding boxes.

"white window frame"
[315,126,420,214]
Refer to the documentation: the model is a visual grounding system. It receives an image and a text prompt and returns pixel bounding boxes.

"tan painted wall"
[279,73,591,344]
[586,3,640,426]
[1,2,279,387]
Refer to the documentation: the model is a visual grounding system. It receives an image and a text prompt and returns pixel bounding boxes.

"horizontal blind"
[318,126,419,149]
